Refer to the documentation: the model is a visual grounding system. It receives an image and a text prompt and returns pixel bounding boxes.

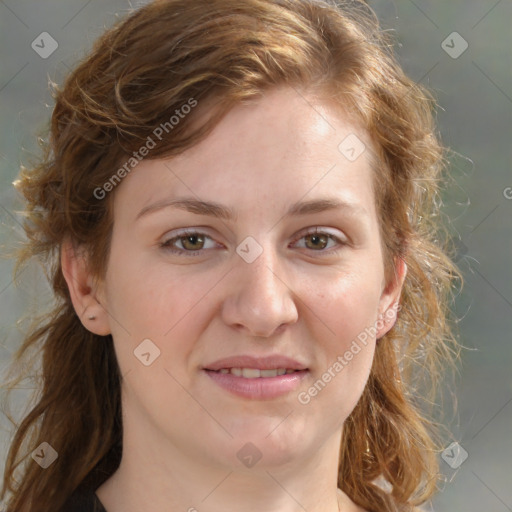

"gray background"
[0,1,511,510]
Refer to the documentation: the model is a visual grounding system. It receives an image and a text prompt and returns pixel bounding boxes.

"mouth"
[205,367,303,378]
[203,354,308,373]
[202,356,309,399]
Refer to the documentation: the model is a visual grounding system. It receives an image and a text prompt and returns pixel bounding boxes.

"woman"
[1,1,462,511]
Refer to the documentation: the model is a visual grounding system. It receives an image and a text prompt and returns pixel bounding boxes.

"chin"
[221,418,310,467]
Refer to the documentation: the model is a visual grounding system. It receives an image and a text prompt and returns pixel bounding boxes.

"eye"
[160,229,218,255]
[291,228,347,255]
[159,227,347,257]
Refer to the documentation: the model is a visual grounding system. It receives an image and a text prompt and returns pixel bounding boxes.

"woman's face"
[94,87,404,470]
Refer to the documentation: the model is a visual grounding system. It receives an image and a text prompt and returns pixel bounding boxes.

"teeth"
[242,368,261,378]
[216,368,298,378]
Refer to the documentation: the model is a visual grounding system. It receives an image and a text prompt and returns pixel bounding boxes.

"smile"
[203,368,309,399]
[213,367,300,377]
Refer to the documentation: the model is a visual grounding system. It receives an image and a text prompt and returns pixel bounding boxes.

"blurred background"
[0,1,511,510]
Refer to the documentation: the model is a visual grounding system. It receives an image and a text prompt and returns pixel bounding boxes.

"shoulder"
[357,505,427,512]
[338,488,429,512]
[337,488,368,512]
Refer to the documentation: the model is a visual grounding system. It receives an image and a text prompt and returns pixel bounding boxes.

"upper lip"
[203,355,308,371]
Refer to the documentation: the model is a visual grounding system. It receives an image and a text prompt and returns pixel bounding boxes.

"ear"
[61,238,111,336]
[376,256,407,339]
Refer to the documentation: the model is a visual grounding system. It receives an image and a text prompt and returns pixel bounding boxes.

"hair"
[1,1,463,511]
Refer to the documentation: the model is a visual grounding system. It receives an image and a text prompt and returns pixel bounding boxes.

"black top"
[59,443,121,511]
[60,487,107,512]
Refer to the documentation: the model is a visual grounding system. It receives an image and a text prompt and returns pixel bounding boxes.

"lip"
[202,354,309,400]
[203,354,308,371]
[204,369,309,400]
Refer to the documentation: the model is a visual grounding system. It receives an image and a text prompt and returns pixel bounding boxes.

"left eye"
[293,229,343,251]
[160,228,346,256]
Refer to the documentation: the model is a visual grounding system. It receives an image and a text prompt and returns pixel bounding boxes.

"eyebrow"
[135,196,368,221]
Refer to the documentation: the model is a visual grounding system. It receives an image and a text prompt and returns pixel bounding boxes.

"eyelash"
[159,228,347,257]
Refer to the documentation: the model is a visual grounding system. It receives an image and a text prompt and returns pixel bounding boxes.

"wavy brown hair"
[1,0,463,511]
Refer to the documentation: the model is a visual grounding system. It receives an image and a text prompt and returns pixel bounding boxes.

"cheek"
[103,257,220,385]
[105,252,206,335]
[314,270,382,346]
[306,272,380,410]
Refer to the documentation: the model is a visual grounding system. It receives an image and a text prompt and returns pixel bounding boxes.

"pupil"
[185,234,203,249]
[308,234,326,249]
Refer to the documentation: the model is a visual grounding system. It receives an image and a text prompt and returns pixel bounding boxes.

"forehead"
[113,87,378,223]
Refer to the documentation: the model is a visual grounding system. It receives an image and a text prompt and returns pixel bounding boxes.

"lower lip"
[203,369,309,399]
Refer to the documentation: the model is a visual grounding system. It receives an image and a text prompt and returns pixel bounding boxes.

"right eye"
[160,229,219,256]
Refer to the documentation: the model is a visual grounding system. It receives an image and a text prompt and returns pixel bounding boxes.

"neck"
[96,412,345,512]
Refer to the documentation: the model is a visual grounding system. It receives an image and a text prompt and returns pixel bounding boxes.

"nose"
[220,244,299,338]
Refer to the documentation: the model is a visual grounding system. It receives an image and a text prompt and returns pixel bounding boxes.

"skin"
[62,86,407,512]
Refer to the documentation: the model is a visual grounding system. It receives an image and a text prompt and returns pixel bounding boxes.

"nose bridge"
[222,238,298,336]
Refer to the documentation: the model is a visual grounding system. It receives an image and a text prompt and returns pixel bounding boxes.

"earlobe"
[61,239,111,336]
[376,257,407,340]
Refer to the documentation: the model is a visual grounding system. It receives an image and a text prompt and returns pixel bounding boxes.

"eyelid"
[293,226,348,245]
[160,228,220,252]
[160,226,348,255]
